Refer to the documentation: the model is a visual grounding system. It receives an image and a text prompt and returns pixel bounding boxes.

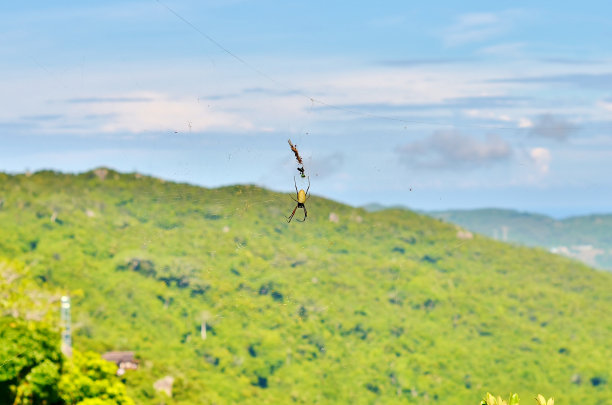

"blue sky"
[1,1,611,217]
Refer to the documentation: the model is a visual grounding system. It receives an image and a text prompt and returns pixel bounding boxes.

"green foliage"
[59,351,134,405]
[0,316,133,405]
[0,169,611,404]
[0,317,63,403]
[76,399,123,405]
[480,392,553,405]
[13,360,61,405]
[481,392,520,405]
[0,257,133,405]
[535,394,555,405]
[0,259,58,322]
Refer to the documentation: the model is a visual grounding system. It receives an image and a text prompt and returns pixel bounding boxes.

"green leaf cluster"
[58,351,134,405]
[480,392,554,405]
[1,316,133,405]
[0,258,133,405]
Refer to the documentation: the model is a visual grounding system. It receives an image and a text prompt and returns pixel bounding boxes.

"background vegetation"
[425,208,612,271]
[1,169,610,403]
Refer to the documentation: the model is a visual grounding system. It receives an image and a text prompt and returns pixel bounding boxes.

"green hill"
[1,169,611,404]
[426,208,612,271]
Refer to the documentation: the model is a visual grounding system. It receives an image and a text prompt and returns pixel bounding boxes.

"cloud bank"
[528,114,577,141]
[397,130,512,170]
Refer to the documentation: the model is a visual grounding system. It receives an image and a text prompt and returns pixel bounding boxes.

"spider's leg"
[287,205,298,223]
[304,176,311,201]
[297,204,307,222]
[291,177,300,203]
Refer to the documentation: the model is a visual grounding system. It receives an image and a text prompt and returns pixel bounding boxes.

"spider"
[287,176,310,223]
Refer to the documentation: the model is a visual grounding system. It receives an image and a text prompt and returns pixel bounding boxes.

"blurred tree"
[59,351,134,405]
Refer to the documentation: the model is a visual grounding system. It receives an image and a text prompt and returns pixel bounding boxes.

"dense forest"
[1,169,610,404]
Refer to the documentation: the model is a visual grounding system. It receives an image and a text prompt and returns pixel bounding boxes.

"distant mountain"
[361,202,404,212]
[1,170,611,403]
[426,208,612,271]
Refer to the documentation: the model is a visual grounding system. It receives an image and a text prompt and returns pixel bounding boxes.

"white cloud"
[302,66,509,108]
[84,92,254,133]
[529,147,551,174]
[443,10,524,46]
[14,91,256,135]
[465,110,512,122]
[598,99,612,113]
[464,109,530,128]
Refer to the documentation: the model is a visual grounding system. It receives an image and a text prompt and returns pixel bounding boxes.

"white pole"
[60,296,72,357]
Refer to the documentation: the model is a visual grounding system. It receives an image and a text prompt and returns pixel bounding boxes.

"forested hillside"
[1,169,610,404]
[428,209,612,271]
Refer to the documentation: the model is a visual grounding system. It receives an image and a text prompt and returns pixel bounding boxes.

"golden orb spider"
[287,176,310,223]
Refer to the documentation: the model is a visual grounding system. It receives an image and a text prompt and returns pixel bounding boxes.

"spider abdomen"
[297,189,306,203]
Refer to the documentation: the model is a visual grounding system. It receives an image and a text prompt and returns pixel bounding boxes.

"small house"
[102,351,139,375]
